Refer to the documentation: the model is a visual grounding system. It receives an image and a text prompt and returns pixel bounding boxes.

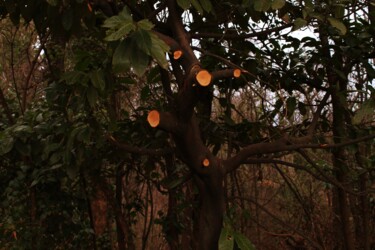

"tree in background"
[0,0,374,249]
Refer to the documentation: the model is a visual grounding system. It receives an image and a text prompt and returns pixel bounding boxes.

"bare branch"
[107,135,173,156]
[224,133,375,173]
[191,23,293,40]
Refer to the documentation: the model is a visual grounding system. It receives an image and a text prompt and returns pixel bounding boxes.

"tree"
[0,0,374,249]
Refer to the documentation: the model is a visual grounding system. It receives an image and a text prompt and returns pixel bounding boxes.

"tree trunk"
[331,85,355,250]
[173,116,225,249]
[165,155,180,250]
[194,173,225,250]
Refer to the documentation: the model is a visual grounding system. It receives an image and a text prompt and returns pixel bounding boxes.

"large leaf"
[105,22,135,41]
[0,134,14,155]
[200,0,213,13]
[254,0,271,12]
[130,42,150,76]
[293,18,307,30]
[233,232,256,250]
[352,99,375,125]
[177,0,191,9]
[103,9,135,41]
[150,33,170,69]
[219,227,234,250]
[132,29,152,54]
[137,19,154,30]
[327,17,347,35]
[191,0,203,14]
[271,0,285,10]
[86,86,98,107]
[102,8,132,28]
[89,70,105,91]
[112,40,132,72]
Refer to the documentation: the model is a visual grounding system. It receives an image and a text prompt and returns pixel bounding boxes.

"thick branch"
[191,23,293,40]
[212,69,241,82]
[147,110,182,134]
[107,135,173,156]
[166,0,200,72]
[224,133,375,173]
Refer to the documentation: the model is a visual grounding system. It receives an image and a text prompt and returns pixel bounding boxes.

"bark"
[165,155,180,250]
[115,166,126,250]
[330,81,355,250]
[173,116,225,250]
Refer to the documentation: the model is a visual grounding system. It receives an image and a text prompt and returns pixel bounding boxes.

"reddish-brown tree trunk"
[331,83,355,250]
[165,155,180,250]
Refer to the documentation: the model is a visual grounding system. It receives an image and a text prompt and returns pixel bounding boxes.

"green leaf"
[219,227,234,250]
[13,125,33,134]
[105,22,135,41]
[90,70,105,91]
[334,5,345,19]
[177,0,191,9]
[103,9,135,41]
[327,17,347,35]
[233,232,256,250]
[102,8,132,28]
[0,135,14,155]
[150,33,169,69]
[271,0,285,10]
[353,99,375,125]
[191,0,204,14]
[30,178,40,187]
[137,19,154,30]
[293,18,307,30]
[86,87,98,107]
[132,29,152,54]
[130,44,149,76]
[112,40,131,72]
[254,0,271,12]
[200,0,213,13]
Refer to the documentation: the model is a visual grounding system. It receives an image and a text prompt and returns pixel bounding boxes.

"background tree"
[0,0,374,249]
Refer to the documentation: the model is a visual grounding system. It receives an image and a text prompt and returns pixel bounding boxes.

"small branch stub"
[202,158,210,167]
[173,50,183,60]
[233,69,241,78]
[196,70,212,87]
[147,110,160,128]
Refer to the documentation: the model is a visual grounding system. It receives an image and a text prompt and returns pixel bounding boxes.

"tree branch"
[191,23,293,40]
[107,135,173,156]
[224,133,375,173]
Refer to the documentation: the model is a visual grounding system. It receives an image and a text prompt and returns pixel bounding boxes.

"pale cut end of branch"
[202,158,210,167]
[196,70,212,87]
[147,110,160,128]
[173,50,183,60]
[233,69,241,78]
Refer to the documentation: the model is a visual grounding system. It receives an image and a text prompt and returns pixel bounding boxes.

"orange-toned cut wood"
[233,69,241,78]
[87,3,93,12]
[147,110,160,128]
[173,50,183,60]
[196,70,212,87]
[202,158,210,167]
